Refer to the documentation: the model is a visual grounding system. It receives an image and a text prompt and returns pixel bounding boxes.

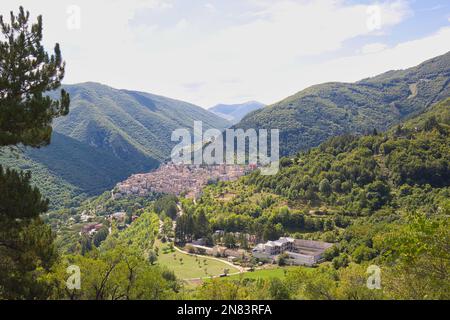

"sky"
[1,0,450,108]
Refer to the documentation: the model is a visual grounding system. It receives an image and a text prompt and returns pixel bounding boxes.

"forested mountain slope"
[236,52,450,156]
[188,98,450,253]
[183,99,449,299]
[49,99,450,300]
[53,83,230,162]
[247,98,450,211]
[0,83,230,207]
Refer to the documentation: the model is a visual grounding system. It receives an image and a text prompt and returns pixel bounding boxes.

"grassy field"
[227,266,314,281]
[154,241,239,280]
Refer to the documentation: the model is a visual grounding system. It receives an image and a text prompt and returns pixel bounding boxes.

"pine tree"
[319,178,332,197]
[194,209,210,239]
[0,6,70,147]
[0,166,57,299]
[0,7,69,299]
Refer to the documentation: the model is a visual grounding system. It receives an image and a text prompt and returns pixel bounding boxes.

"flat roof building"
[252,237,333,266]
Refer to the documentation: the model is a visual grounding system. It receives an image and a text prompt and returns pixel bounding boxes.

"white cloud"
[175,18,189,29]
[1,0,448,108]
[204,3,216,12]
[290,27,450,91]
[121,0,414,106]
[360,43,388,54]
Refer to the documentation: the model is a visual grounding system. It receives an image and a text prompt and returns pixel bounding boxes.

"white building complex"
[252,237,333,266]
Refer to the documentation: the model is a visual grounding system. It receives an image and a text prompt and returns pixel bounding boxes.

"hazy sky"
[1,0,450,107]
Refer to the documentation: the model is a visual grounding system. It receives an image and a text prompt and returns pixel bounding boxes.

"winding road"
[158,202,247,282]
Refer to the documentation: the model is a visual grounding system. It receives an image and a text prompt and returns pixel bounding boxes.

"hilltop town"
[112,163,256,199]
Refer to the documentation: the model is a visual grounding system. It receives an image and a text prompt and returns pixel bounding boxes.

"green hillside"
[53,83,230,161]
[188,98,450,257]
[46,98,450,300]
[0,83,230,208]
[236,52,450,156]
[183,99,449,299]
[246,98,450,214]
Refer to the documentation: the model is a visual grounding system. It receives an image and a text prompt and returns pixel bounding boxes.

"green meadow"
[155,241,239,280]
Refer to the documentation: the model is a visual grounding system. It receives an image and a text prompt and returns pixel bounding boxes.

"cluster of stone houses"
[80,211,139,237]
[252,237,333,266]
[112,163,253,199]
[107,211,139,230]
[109,212,127,223]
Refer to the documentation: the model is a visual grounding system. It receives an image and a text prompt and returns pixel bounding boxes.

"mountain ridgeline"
[209,101,265,124]
[236,51,450,156]
[182,99,450,299]
[2,53,449,208]
[0,83,230,207]
[246,98,450,209]
[39,74,450,301]
[190,98,450,242]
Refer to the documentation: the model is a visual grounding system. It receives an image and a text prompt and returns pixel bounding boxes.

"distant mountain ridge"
[53,82,230,161]
[236,51,450,156]
[209,101,265,124]
[1,82,230,207]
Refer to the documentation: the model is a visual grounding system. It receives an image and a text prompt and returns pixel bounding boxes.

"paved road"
[168,202,247,282]
[173,245,246,281]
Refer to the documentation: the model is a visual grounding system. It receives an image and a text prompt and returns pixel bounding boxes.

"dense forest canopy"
[43,98,450,300]
[0,6,448,301]
[0,82,231,209]
[236,52,450,156]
